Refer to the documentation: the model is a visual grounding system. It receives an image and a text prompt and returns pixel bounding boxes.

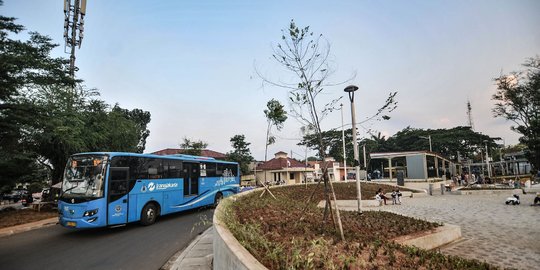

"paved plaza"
[374,192,540,270]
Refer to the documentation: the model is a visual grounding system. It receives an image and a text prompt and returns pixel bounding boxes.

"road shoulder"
[0,217,58,238]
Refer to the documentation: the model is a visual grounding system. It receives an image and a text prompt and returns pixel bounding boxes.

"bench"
[31,202,53,212]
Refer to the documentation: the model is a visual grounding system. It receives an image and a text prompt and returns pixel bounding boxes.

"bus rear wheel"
[141,203,158,226]
[214,193,223,208]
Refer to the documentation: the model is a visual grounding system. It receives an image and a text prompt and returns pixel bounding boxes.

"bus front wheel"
[214,193,223,208]
[141,203,158,226]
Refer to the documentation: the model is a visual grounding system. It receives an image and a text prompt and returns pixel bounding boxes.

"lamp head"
[344,85,359,93]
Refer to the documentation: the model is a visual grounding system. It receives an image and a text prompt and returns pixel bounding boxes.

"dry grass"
[0,207,57,228]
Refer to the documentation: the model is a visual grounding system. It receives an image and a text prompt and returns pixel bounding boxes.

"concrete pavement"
[165,227,214,270]
[365,193,540,270]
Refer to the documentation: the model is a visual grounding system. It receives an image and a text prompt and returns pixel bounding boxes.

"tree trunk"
[322,167,344,241]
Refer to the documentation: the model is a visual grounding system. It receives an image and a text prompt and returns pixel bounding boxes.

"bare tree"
[258,20,398,241]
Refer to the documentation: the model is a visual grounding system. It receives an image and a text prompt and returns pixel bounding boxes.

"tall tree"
[263,99,287,162]
[226,134,254,175]
[0,4,152,186]
[300,126,497,172]
[492,56,540,172]
[111,105,151,153]
[0,5,75,186]
[385,126,497,161]
[180,138,208,156]
[28,85,152,183]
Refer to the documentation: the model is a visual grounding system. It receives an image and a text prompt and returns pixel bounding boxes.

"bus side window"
[142,158,163,179]
[226,164,238,176]
[216,164,224,176]
[204,162,216,177]
[167,160,182,178]
[136,157,149,180]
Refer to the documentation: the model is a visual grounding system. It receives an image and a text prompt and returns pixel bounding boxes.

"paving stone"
[376,193,540,270]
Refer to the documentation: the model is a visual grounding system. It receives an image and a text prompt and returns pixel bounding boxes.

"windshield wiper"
[61,182,79,197]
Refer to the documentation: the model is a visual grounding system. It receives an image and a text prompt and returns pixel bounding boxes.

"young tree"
[493,56,540,171]
[180,138,208,156]
[263,99,288,161]
[260,20,397,241]
[226,134,254,175]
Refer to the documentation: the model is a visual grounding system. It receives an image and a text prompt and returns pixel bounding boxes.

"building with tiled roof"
[308,157,352,181]
[255,151,314,185]
[152,148,227,159]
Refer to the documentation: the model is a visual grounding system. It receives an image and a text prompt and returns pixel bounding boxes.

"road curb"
[0,217,58,238]
[162,226,213,270]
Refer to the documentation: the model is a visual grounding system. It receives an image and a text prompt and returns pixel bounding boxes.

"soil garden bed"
[0,207,57,229]
[459,185,516,191]
[222,182,497,269]
[331,182,420,200]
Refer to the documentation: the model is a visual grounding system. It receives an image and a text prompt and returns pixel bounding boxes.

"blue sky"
[4,0,539,160]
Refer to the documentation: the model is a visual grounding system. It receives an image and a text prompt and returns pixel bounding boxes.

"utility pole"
[485,142,492,178]
[340,104,347,181]
[420,135,432,152]
[363,144,367,170]
[64,0,87,80]
[467,100,475,130]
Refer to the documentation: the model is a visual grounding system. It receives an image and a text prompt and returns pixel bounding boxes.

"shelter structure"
[369,151,460,181]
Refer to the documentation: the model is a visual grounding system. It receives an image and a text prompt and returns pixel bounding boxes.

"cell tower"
[63,0,87,79]
[467,100,474,130]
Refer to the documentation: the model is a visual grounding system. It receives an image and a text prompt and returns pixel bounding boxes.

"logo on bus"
[146,182,178,192]
[215,168,236,187]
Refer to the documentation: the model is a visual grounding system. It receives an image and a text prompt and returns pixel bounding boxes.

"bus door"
[183,162,200,196]
[108,167,129,225]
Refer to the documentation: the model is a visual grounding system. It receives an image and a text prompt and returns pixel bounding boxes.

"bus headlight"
[83,209,98,217]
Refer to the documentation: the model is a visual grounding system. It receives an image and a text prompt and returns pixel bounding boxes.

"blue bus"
[58,152,239,228]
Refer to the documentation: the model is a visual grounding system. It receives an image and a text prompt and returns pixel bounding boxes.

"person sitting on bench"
[376,188,388,205]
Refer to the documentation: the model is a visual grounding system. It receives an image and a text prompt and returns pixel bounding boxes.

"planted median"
[218,182,497,269]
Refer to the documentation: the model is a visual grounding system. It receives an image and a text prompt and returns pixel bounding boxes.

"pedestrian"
[391,188,402,205]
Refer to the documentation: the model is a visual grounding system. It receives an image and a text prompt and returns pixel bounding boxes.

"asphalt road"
[0,207,213,270]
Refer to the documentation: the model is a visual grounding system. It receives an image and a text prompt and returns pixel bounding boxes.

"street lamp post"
[485,141,492,178]
[344,85,362,213]
[340,104,347,181]
[419,135,432,152]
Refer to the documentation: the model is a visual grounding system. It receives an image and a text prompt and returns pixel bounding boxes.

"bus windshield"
[62,155,107,198]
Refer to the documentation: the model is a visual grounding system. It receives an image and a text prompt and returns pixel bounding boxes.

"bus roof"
[71,152,238,164]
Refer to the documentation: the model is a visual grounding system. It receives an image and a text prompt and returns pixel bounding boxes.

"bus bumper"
[59,216,103,229]
[58,200,107,229]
